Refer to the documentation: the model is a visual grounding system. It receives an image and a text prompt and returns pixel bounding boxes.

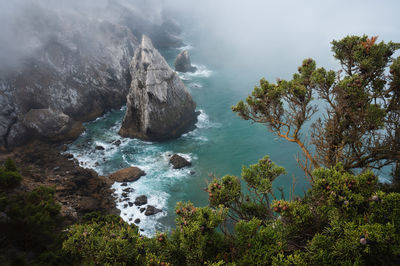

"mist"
[163,0,400,81]
[0,0,166,71]
[1,0,399,80]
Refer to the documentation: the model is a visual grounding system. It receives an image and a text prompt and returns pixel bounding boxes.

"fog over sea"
[67,0,400,236]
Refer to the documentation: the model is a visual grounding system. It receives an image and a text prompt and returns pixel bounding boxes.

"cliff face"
[119,35,198,141]
[0,15,137,149]
[0,1,185,150]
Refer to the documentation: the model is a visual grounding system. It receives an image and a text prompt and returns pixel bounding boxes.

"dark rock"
[63,153,74,160]
[134,195,148,206]
[61,144,68,152]
[145,205,162,216]
[140,207,146,213]
[174,50,197,73]
[190,171,195,175]
[78,196,100,212]
[123,204,128,208]
[129,218,133,221]
[112,139,121,146]
[170,154,191,169]
[134,218,141,224]
[128,202,133,207]
[123,187,134,193]
[95,145,105,150]
[119,35,198,141]
[121,192,129,198]
[108,167,146,182]
[121,182,128,187]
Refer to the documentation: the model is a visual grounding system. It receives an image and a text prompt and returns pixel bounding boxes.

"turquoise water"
[67,40,309,236]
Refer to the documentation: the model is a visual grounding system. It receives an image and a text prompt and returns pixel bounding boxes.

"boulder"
[95,145,105,150]
[174,50,197,73]
[119,35,198,141]
[108,167,146,182]
[170,154,191,169]
[134,218,141,224]
[112,139,121,146]
[134,195,148,206]
[145,205,162,216]
[22,108,84,142]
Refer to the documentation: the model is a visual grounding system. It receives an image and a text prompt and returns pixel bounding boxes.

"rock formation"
[174,50,197,73]
[0,16,137,150]
[169,154,192,169]
[145,205,162,216]
[134,195,148,206]
[0,1,185,150]
[119,35,198,141]
[22,108,84,142]
[108,167,146,183]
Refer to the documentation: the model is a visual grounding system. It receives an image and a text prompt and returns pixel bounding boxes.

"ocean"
[66,37,309,236]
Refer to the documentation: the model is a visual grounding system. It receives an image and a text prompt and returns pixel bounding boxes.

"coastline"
[0,140,119,225]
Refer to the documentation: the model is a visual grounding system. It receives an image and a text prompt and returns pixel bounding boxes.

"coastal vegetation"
[1,35,399,265]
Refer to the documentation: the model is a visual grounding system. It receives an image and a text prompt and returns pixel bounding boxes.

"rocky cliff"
[0,10,137,149]
[0,1,186,150]
[119,35,198,141]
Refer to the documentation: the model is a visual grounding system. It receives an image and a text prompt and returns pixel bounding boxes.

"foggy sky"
[1,0,399,79]
[163,0,400,80]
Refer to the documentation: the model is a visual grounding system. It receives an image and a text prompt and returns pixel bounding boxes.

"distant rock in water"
[119,35,198,141]
[169,154,192,169]
[174,50,197,73]
[108,167,146,182]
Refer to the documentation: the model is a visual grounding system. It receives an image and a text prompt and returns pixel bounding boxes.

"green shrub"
[0,158,22,189]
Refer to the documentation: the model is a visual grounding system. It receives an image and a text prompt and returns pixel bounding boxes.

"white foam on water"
[177,43,194,51]
[112,150,196,236]
[196,109,221,129]
[189,82,203,89]
[65,62,216,236]
[178,64,213,81]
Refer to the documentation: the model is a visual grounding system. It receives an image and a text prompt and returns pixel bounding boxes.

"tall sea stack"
[119,35,198,141]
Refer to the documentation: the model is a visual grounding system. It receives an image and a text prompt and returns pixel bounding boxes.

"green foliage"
[233,34,400,181]
[2,186,61,250]
[63,214,146,265]
[0,158,22,189]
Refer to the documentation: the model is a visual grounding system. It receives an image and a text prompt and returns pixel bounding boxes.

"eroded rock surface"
[174,50,197,73]
[119,35,198,141]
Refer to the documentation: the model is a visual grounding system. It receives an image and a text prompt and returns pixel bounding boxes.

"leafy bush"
[0,158,22,189]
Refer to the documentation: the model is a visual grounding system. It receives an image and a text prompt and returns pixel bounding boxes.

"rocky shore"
[0,141,119,225]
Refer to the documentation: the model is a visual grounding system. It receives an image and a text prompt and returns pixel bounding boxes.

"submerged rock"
[112,139,122,146]
[108,167,146,182]
[134,195,148,206]
[170,154,191,169]
[95,145,105,150]
[119,35,198,141]
[145,205,162,216]
[174,50,197,73]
